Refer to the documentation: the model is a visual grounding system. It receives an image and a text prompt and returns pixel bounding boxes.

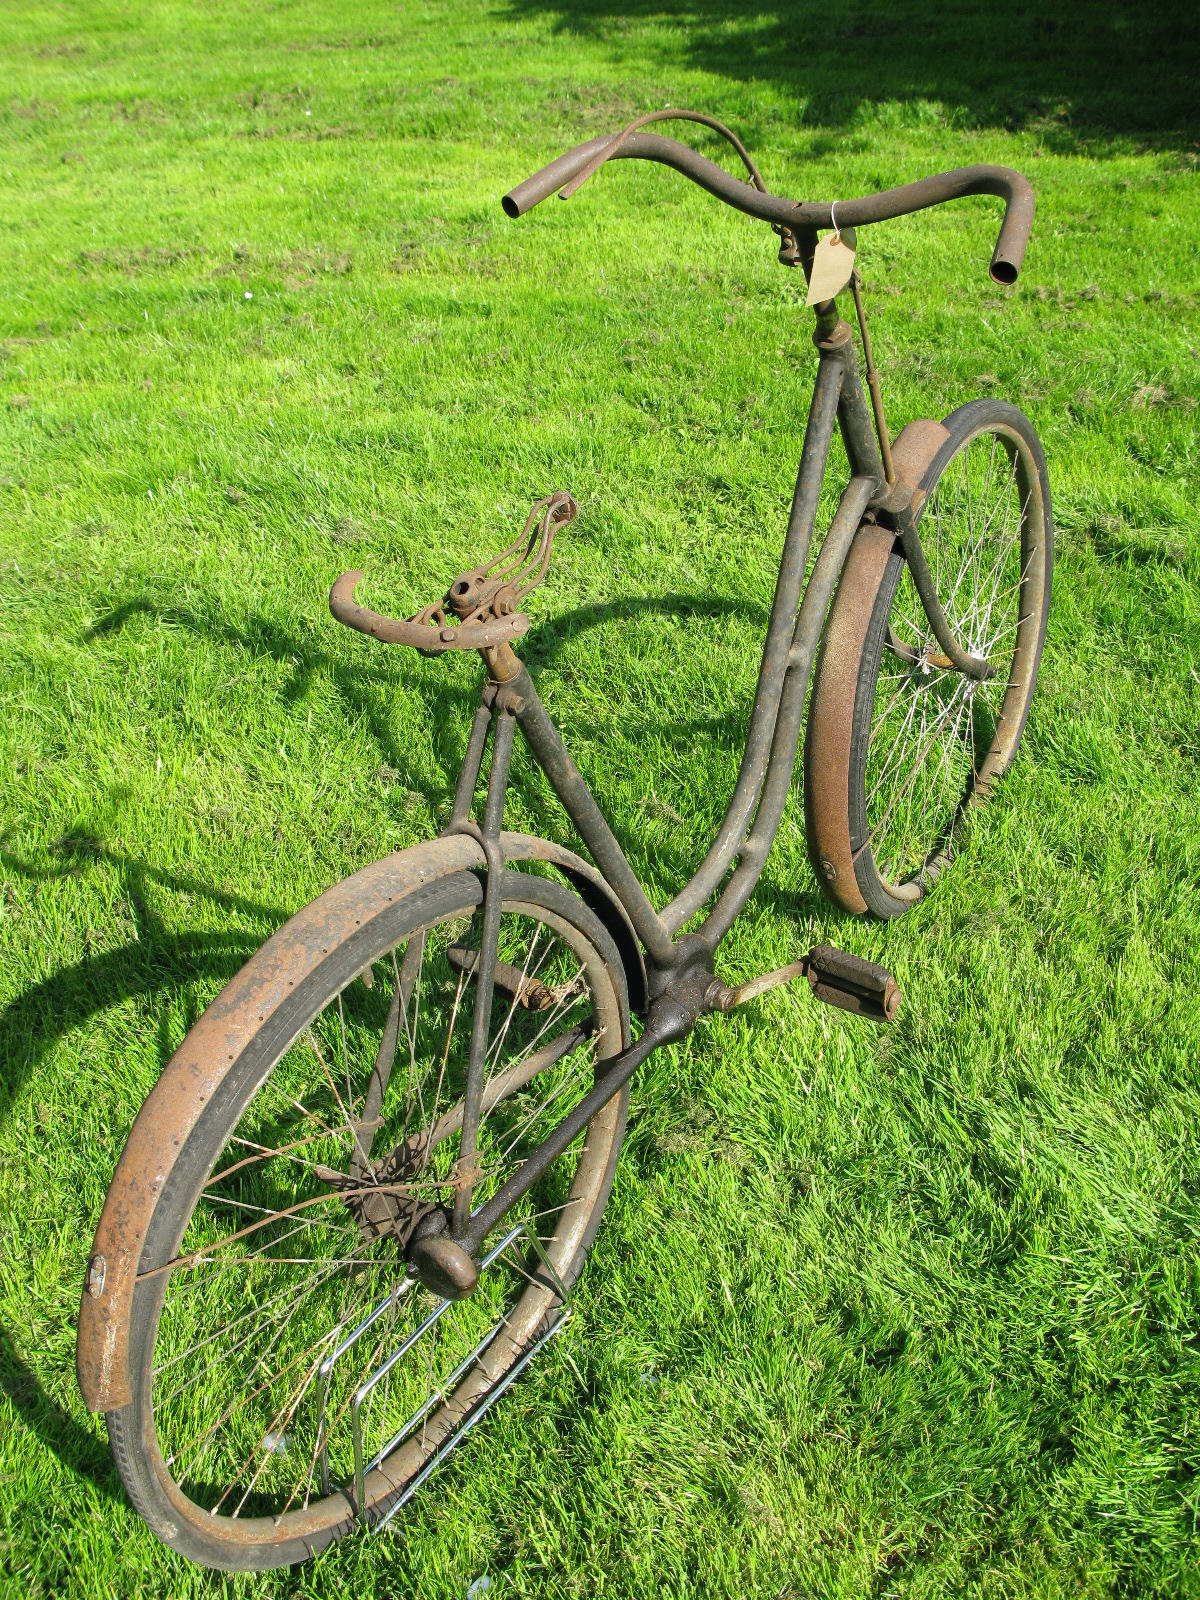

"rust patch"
[803,525,896,916]
[889,417,950,492]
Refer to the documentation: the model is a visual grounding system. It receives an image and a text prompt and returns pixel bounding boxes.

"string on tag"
[806,209,857,307]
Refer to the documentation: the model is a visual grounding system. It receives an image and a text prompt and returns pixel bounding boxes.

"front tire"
[805,400,1053,918]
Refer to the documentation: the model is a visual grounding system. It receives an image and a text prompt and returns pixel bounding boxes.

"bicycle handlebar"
[502,131,1034,285]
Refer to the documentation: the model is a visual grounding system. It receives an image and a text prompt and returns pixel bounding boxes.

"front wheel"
[102,845,630,1570]
[805,400,1053,918]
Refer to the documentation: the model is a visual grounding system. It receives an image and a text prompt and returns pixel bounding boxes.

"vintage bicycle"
[76,112,1052,1569]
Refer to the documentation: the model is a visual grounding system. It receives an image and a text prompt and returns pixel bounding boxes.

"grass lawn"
[2,1,1199,1594]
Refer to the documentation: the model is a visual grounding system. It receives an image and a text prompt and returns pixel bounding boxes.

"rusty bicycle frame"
[325,113,1036,1280]
[71,114,1050,1567]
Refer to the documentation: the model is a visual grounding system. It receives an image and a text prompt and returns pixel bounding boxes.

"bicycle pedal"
[711,945,900,1023]
[806,944,901,1022]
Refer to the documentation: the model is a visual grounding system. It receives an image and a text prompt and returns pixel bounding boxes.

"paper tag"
[806,225,857,306]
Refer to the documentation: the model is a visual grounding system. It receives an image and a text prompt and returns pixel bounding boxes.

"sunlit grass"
[1,0,1198,1595]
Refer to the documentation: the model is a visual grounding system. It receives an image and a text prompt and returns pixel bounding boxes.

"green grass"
[2,1,1199,1594]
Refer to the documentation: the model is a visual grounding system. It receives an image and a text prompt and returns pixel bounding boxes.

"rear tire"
[805,400,1052,918]
[104,846,630,1569]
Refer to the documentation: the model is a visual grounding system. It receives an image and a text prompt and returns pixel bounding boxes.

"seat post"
[480,640,524,684]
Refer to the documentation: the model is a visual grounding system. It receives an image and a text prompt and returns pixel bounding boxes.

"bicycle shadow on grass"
[83,593,483,827]
[506,0,1198,150]
[0,1325,121,1505]
[82,586,768,894]
[6,583,766,1114]
[0,832,279,1124]
[0,838,288,1496]
[15,583,765,1105]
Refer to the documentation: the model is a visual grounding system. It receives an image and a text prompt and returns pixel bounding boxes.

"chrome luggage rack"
[314,1220,571,1534]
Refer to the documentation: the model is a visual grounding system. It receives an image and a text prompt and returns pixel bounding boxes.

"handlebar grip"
[987,173,1035,285]
[502,136,613,218]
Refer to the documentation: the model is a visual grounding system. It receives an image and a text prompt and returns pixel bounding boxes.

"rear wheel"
[106,850,630,1570]
[806,400,1052,918]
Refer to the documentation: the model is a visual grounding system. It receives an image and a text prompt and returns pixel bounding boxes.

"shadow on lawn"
[3,582,768,1121]
[83,592,482,827]
[0,833,278,1120]
[0,839,290,1503]
[81,584,769,893]
[0,1326,120,1502]
[510,0,1199,149]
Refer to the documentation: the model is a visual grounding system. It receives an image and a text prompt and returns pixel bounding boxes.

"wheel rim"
[139,884,624,1541]
[863,423,1046,896]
